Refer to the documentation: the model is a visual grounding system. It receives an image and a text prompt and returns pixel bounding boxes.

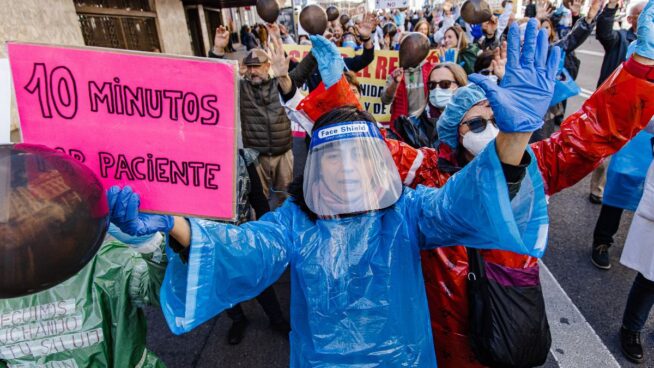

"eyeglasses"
[428,80,456,90]
[479,69,493,76]
[461,117,496,133]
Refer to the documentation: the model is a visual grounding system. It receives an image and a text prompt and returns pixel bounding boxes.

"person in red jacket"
[280,16,654,366]
[381,58,433,140]
[383,42,654,368]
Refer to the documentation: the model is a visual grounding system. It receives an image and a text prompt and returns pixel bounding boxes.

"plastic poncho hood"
[437,84,487,150]
[304,120,403,217]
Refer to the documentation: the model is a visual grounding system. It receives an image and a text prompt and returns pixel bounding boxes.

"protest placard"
[8,42,238,220]
[284,45,442,136]
[0,59,10,144]
[375,0,409,10]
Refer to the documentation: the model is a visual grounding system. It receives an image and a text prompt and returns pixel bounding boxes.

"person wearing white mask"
[380,17,654,364]
[437,85,500,160]
[378,62,469,146]
[426,62,468,121]
[473,45,507,86]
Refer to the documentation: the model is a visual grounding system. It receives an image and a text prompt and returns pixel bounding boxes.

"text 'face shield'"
[304,121,403,217]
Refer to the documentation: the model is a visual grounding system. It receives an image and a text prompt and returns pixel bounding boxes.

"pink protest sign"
[8,42,238,220]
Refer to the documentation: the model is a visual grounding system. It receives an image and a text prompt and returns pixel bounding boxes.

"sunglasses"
[428,80,456,90]
[461,117,496,133]
[479,69,493,76]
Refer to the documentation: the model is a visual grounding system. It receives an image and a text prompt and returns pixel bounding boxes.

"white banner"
[0,59,10,144]
[375,0,409,9]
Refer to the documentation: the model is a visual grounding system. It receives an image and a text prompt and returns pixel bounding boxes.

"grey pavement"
[145,37,651,367]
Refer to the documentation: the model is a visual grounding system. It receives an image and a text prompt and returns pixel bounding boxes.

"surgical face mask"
[487,74,499,84]
[304,121,402,217]
[429,88,454,108]
[461,122,499,156]
[343,40,358,49]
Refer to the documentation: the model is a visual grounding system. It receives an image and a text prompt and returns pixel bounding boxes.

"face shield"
[304,121,403,217]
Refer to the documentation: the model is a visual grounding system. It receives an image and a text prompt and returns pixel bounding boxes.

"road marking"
[540,261,621,368]
[573,87,594,100]
[576,49,605,57]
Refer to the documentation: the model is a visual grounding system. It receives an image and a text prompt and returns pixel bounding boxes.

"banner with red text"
[284,44,441,136]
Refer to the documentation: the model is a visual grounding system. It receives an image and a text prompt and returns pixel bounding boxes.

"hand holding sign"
[9,42,239,220]
[108,186,174,237]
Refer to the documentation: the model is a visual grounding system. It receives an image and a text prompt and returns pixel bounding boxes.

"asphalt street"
[144,36,652,367]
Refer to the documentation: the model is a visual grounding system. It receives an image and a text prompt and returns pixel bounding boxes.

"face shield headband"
[304,121,403,218]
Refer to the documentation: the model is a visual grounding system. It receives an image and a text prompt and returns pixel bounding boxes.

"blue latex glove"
[627,40,637,59]
[107,185,174,237]
[634,0,654,59]
[309,35,345,89]
[107,223,158,246]
[468,19,561,132]
[440,48,457,63]
[471,24,483,40]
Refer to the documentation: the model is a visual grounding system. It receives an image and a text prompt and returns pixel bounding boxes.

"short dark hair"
[344,71,362,94]
[474,50,494,72]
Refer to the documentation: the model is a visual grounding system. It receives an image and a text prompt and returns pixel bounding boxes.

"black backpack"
[467,248,552,368]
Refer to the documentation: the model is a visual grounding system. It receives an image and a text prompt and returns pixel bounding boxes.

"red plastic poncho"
[386,58,654,367]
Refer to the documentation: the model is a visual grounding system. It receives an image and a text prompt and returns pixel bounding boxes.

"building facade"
[0,0,259,140]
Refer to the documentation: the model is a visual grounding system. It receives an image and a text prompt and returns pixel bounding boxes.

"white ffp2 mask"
[462,123,499,156]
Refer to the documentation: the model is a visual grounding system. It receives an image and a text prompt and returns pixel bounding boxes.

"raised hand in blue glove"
[468,18,561,133]
[470,24,483,40]
[439,48,457,63]
[309,35,345,89]
[107,185,174,237]
[634,0,654,60]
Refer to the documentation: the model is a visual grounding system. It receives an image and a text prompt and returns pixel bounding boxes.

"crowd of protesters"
[1,0,654,367]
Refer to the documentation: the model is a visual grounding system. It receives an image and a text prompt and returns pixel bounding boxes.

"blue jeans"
[622,273,654,332]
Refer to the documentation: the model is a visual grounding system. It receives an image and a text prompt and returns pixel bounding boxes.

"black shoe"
[270,319,291,339]
[591,243,611,270]
[227,318,249,345]
[620,327,644,363]
[589,193,602,204]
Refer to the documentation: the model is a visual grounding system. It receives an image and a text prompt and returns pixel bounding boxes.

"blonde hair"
[445,25,467,51]
[430,62,468,87]
[414,19,431,36]
[538,17,556,43]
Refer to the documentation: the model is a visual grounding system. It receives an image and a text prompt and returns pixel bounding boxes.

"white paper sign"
[375,0,409,9]
[0,59,10,144]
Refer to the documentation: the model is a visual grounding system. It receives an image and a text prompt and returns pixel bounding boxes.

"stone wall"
[0,0,85,58]
[156,0,194,56]
[0,0,84,139]
[0,0,193,141]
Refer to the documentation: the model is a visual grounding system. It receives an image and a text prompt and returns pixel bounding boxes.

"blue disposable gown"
[160,143,549,367]
[603,131,654,211]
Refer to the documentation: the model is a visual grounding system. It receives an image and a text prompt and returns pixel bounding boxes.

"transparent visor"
[304,121,403,217]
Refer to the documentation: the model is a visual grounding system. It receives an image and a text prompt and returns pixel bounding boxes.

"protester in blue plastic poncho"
[590,35,654,271]
[106,26,561,366]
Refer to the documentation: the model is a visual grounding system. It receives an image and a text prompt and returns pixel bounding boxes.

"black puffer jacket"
[241,55,315,155]
[210,52,317,155]
[239,77,293,155]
